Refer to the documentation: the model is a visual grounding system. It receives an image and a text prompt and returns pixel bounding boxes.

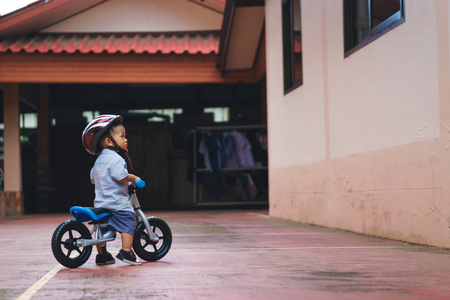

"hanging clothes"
[192,127,267,203]
[225,130,255,168]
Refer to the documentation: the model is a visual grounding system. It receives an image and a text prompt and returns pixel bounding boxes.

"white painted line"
[171,246,406,252]
[16,264,63,300]
[172,224,269,227]
[174,232,324,236]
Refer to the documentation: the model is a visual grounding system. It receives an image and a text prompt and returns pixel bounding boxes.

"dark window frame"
[282,0,303,95]
[344,0,405,57]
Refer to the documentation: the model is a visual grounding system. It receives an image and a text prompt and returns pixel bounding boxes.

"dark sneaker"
[116,249,142,266]
[95,252,116,265]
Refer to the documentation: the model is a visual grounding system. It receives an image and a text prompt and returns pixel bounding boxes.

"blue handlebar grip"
[135,180,146,189]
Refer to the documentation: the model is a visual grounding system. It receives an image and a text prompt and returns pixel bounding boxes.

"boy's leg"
[96,245,104,254]
[96,245,115,265]
[116,232,141,265]
[121,232,133,252]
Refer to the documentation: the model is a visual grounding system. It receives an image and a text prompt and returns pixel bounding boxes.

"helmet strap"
[106,133,134,171]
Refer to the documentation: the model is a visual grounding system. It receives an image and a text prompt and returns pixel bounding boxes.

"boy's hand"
[132,177,141,187]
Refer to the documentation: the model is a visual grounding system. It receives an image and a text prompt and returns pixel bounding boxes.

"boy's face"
[109,125,128,151]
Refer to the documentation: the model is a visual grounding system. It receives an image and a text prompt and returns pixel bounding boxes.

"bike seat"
[70,206,111,223]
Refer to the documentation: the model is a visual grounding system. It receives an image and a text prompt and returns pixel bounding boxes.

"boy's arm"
[119,174,141,186]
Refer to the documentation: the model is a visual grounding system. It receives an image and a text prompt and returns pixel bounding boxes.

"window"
[20,113,38,129]
[127,109,182,124]
[204,107,230,123]
[344,0,404,55]
[282,0,302,94]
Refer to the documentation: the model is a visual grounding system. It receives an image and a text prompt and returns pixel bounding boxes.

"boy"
[82,114,141,266]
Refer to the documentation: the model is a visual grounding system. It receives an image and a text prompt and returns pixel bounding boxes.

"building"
[266,0,450,248]
[0,0,267,214]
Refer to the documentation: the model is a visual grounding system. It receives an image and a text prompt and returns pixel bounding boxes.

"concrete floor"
[1,209,449,300]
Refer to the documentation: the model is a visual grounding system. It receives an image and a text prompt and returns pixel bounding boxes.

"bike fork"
[136,209,159,242]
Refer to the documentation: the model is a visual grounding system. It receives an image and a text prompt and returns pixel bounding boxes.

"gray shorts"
[107,210,136,235]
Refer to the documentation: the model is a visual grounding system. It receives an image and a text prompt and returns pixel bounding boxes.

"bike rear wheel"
[51,220,92,268]
[133,217,172,262]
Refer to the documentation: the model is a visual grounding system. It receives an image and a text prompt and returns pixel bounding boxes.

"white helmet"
[81,114,123,155]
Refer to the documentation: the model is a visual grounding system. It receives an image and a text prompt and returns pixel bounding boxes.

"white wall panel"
[266,0,326,168]
[326,0,440,158]
[41,0,222,33]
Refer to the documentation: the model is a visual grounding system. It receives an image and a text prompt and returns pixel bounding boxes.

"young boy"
[82,114,142,266]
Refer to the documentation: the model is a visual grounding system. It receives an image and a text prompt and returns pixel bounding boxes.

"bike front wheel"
[51,220,92,268]
[133,217,172,262]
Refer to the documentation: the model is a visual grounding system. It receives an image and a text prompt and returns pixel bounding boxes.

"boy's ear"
[104,137,114,147]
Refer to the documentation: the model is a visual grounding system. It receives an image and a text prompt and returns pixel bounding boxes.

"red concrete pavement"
[1,210,449,300]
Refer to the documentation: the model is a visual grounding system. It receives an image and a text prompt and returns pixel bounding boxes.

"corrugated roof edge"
[0,31,221,55]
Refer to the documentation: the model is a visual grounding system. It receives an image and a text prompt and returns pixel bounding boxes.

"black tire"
[133,217,172,262]
[51,220,92,268]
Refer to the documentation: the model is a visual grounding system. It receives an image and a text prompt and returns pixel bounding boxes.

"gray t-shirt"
[90,148,133,212]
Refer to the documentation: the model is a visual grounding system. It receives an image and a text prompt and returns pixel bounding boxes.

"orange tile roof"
[0,32,220,54]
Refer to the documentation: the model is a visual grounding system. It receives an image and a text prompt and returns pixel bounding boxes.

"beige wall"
[266,0,450,248]
[41,0,222,33]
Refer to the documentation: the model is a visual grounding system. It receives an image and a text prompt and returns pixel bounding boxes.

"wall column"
[1,83,23,215]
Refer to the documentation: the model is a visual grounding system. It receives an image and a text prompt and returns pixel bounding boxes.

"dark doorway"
[38,82,266,213]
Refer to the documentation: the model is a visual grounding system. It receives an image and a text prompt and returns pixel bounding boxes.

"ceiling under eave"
[0,0,106,38]
[218,0,265,72]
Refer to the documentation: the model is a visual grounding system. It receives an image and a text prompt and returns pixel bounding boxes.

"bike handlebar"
[135,180,146,189]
